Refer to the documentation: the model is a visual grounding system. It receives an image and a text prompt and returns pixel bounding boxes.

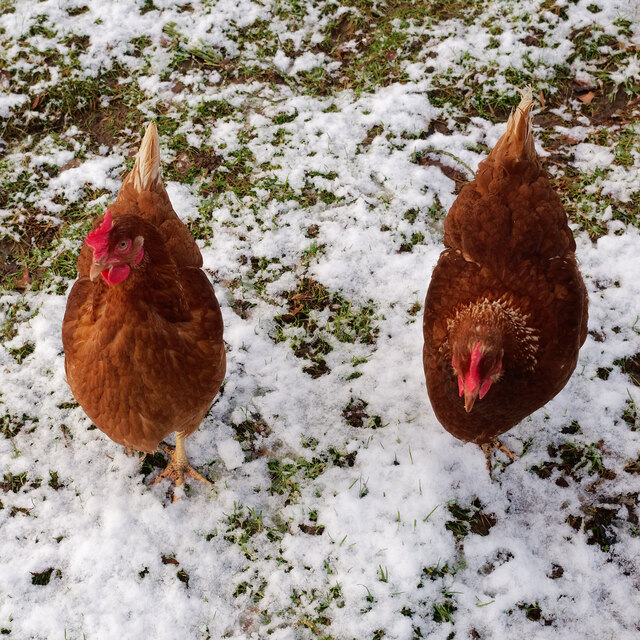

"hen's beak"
[464,389,479,413]
[90,260,110,281]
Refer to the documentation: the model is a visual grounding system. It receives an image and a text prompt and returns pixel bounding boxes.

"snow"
[1,0,640,639]
[218,438,245,470]
[572,143,616,172]
[0,94,28,118]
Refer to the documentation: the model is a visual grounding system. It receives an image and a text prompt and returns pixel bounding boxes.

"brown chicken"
[62,123,226,488]
[423,89,588,466]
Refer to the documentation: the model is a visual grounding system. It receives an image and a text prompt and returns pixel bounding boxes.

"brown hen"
[423,89,588,466]
[62,123,226,488]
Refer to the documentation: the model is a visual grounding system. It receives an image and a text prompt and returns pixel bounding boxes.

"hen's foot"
[480,439,516,471]
[151,437,211,490]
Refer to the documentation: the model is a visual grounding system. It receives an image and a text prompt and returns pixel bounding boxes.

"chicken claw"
[151,433,212,489]
[480,439,516,472]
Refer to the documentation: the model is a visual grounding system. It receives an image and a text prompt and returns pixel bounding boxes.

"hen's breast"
[64,284,225,453]
[422,250,587,444]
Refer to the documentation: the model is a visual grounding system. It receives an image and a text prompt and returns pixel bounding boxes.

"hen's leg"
[480,439,516,471]
[151,432,211,488]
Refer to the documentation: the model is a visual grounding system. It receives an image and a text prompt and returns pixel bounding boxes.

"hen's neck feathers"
[93,220,189,322]
[447,297,539,371]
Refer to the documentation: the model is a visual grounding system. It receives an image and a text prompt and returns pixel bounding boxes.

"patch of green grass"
[230,19,279,63]
[48,471,64,491]
[614,17,633,38]
[273,110,299,125]
[281,580,345,637]
[552,167,640,239]
[0,413,38,440]
[328,297,378,345]
[621,396,638,431]
[1,471,27,493]
[8,341,35,364]
[614,126,637,167]
[445,498,496,541]
[196,99,236,121]
[268,445,357,504]
[231,411,271,459]
[270,277,379,377]
[531,440,611,481]
[49,248,78,281]
[0,300,35,340]
[267,459,301,503]
[419,560,465,583]
[301,241,326,267]
[432,595,457,624]
[342,398,385,429]
[31,568,56,586]
[199,145,256,200]
[224,503,287,559]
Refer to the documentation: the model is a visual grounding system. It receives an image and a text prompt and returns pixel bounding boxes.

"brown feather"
[423,91,587,444]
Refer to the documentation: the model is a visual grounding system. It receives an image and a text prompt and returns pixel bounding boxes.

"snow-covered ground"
[1,1,639,638]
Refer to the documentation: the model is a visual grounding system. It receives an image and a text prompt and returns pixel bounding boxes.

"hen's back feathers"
[443,90,575,270]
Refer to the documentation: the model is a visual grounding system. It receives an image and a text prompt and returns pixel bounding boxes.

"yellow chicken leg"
[480,438,516,471]
[151,432,211,488]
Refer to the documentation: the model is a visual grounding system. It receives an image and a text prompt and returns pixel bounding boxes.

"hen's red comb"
[85,209,113,259]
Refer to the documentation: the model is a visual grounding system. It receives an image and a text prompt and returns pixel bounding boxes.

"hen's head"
[85,210,145,285]
[451,333,503,413]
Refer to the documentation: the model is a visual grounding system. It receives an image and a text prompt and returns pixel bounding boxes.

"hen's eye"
[117,239,131,252]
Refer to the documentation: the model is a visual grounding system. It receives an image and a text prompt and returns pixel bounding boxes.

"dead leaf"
[578,91,595,105]
[15,268,31,291]
[59,158,82,172]
[299,523,325,535]
[175,152,192,177]
[385,49,398,62]
[538,89,546,108]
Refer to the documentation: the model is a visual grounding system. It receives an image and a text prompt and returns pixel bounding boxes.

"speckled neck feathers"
[446,297,539,372]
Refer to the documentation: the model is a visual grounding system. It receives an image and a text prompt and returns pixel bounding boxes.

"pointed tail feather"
[481,87,539,180]
[123,122,163,194]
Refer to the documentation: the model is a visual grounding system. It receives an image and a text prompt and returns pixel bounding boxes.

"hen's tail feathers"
[124,122,163,194]
[482,87,539,180]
